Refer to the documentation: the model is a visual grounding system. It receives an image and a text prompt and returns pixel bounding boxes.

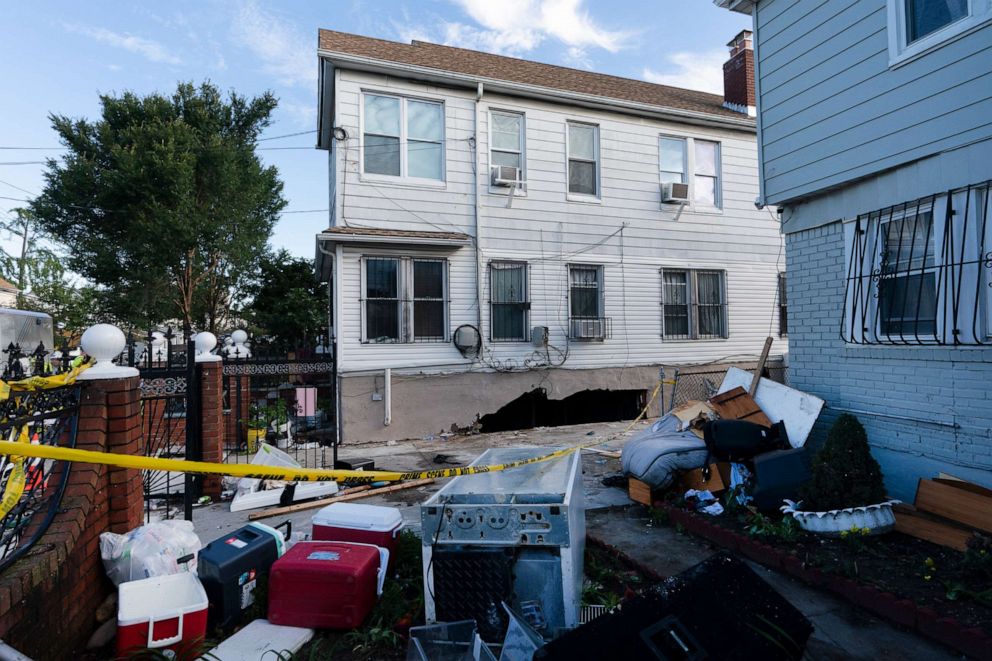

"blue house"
[717,0,992,499]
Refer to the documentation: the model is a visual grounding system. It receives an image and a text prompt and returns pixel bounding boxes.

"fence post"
[195,333,224,498]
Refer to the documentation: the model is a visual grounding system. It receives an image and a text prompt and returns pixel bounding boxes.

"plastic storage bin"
[312,503,403,570]
[198,522,287,628]
[117,572,208,656]
[268,541,388,629]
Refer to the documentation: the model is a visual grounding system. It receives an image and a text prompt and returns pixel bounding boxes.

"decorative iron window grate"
[660,269,729,340]
[842,180,991,345]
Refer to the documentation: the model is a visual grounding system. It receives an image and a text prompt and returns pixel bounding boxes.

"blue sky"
[0,1,749,259]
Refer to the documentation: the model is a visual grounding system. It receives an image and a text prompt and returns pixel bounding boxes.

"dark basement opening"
[479,388,648,433]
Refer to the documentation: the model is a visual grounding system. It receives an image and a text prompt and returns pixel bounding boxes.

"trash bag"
[99,519,201,586]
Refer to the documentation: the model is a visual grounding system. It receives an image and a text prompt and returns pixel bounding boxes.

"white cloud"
[279,99,318,129]
[64,24,182,65]
[642,50,727,95]
[231,2,315,89]
[399,0,632,57]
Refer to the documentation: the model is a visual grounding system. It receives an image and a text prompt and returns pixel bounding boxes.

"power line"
[0,179,36,196]
[258,130,317,142]
[0,162,46,166]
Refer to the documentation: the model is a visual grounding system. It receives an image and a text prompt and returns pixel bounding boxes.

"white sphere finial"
[194,331,222,362]
[229,329,251,358]
[231,329,248,344]
[78,323,139,380]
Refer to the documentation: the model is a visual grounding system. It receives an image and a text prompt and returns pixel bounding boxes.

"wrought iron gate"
[128,329,202,521]
[221,337,334,469]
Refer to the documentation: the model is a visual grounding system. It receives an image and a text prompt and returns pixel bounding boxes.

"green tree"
[243,250,326,350]
[31,81,286,332]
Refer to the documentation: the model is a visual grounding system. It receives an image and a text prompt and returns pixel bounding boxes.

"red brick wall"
[722,48,755,109]
[0,376,144,660]
[200,362,224,497]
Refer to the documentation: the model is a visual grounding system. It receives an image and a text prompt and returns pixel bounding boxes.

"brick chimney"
[723,29,755,117]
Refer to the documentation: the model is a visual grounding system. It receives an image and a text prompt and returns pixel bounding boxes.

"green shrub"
[800,414,886,511]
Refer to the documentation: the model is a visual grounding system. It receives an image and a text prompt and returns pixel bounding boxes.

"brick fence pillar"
[199,361,224,497]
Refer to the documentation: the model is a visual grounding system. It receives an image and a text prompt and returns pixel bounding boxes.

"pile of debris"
[623,366,824,513]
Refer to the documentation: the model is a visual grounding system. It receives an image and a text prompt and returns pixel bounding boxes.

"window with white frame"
[887,0,992,64]
[660,269,728,340]
[567,122,599,197]
[490,262,529,341]
[842,181,991,345]
[693,140,721,207]
[362,93,444,180]
[659,137,687,186]
[363,257,447,343]
[660,136,722,207]
[568,265,610,339]
[490,111,525,184]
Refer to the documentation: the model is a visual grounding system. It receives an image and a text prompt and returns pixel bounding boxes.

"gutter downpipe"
[474,82,485,348]
[317,239,342,466]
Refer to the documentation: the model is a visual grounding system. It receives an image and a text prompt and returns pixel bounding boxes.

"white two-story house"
[314,29,785,442]
[718,0,992,499]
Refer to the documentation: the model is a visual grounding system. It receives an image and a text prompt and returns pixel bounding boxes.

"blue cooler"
[197,521,288,628]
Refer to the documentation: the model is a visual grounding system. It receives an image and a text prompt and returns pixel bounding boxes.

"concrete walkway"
[587,507,961,660]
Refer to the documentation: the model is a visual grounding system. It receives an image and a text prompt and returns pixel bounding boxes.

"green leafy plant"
[800,414,887,511]
[647,506,670,527]
[839,525,872,552]
[746,512,802,543]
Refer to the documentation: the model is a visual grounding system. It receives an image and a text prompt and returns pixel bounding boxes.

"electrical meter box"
[421,448,584,642]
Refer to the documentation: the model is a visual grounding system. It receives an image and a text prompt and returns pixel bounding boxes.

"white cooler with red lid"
[311,503,404,571]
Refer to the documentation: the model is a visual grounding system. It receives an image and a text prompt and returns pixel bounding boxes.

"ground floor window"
[490,261,529,341]
[362,256,447,343]
[569,264,610,340]
[660,269,728,340]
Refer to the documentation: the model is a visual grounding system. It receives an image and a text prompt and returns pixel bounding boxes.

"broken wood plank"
[628,478,655,506]
[749,336,774,397]
[933,477,992,500]
[248,479,435,520]
[708,386,772,427]
[893,504,973,552]
[915,479,992,534]
[583,447,621,459]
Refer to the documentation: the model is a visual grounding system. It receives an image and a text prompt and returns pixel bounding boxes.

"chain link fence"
[665,365,787,414]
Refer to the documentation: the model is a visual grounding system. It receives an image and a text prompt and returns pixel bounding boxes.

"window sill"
[566,193,602,205]
[359,174,447,190]
[888,14,992,69]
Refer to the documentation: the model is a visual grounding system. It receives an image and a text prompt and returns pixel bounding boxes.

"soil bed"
[673,500,992,634]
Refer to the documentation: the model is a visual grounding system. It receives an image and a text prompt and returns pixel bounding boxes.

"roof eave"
[317,49,756,133]
[317,232,472,248]
[714,0,756,14]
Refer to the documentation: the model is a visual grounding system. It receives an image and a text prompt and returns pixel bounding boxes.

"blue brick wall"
[786,222,992,501]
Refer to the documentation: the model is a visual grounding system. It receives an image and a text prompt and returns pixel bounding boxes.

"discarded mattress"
[621,413,708,491]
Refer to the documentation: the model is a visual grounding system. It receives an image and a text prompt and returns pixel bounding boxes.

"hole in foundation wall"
[478,388,647,433]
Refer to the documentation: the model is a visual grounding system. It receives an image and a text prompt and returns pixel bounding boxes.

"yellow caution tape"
[0,381,660,486]
[0,362,91,519]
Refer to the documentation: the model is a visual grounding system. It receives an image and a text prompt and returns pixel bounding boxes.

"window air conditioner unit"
[491,165,522,187]
[570,318,607,341]
[662,181,690,204]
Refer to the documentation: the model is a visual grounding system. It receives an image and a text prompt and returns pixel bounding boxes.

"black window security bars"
[0,385,80,573]
[222,334,334,470]
[842,180,992,345]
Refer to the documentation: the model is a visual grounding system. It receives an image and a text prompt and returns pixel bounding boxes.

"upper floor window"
[694,140,721,207]
[490,111,525,185]
[660,269,729,340]
[490,261,529,341]
[363,256,447,343]
[887,0,992,65]
[659,136,722,208]
[841,181,991,345]
[567,122,599,198]
[362,93,444,181]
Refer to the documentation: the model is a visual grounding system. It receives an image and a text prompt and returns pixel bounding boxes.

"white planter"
[780,499,901,536]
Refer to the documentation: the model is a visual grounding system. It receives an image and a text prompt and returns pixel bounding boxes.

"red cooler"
[117,572,208,656]
[311,503,404,571]
[268,541,388,629]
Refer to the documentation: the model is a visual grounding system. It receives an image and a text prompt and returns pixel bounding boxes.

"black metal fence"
[221,337,335,469]
[0,385,81,573]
